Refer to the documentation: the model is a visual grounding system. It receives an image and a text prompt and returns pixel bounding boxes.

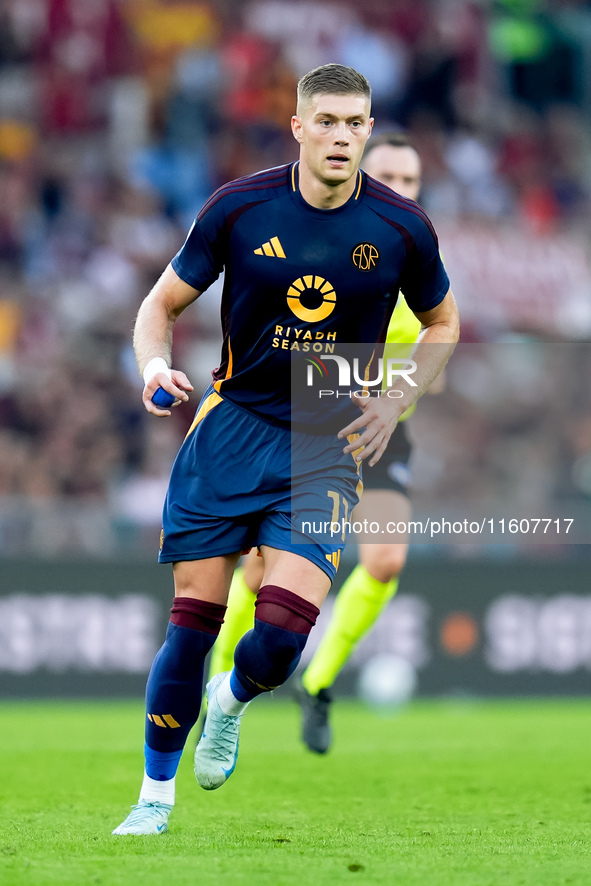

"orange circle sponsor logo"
[440,612,479,656]
[287,275,336,322]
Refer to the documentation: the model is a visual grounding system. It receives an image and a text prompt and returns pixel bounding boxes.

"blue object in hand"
[152,387,175,408]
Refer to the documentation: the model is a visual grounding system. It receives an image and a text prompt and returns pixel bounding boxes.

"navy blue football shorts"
[159,387,362,581]
[362,421,412,496]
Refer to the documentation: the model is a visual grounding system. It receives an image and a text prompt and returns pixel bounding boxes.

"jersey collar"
[289,161,365,217]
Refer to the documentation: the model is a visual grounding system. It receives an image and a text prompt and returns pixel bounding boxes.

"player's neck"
[297,162,359,210]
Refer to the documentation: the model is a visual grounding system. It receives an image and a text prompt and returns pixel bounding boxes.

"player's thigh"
[353,490,410,580]
[353,488,411,530]
[242,548,264,592]
[173,553,242,604]
[259,546,332,609]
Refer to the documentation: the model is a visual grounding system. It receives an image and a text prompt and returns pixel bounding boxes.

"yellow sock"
[209,567,256,679]
[302,564,399,696]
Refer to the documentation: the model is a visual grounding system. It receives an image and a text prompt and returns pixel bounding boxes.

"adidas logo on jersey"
[254,236,286,258]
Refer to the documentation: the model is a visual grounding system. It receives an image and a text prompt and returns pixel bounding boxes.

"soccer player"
[208,132,438,753]
[297,132,440,750]
[113,65,459,836]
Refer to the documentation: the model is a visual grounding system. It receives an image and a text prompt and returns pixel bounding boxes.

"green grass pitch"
[1,698,590,885]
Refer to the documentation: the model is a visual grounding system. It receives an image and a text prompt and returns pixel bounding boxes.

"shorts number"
[327,491,349,542]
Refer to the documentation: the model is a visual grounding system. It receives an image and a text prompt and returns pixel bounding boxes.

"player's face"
[292,93,373,187]
[363,145,421,201]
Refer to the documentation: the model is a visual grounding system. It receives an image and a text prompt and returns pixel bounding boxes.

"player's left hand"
[338,393,403,467]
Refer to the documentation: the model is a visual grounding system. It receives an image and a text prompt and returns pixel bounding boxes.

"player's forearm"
[133,294,175,376]
[390,334,456,411]
[385,297,459,413]
[425,368,446,396]
[133,265,200,376]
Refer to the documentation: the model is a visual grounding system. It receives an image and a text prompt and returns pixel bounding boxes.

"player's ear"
[291,115,303,144]
[368,117,374,137]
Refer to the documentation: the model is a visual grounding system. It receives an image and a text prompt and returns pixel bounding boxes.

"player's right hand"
[142,370,193,416]
[338,392,403,467]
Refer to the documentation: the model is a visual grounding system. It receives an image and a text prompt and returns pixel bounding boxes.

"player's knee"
[365,547,407,586]
[235,619,306,685]
[234,586,319,691]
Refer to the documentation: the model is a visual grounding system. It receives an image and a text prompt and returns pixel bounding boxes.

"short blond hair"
[297,64,371,112]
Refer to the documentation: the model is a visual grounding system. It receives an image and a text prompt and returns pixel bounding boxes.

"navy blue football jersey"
[171,162,449,426]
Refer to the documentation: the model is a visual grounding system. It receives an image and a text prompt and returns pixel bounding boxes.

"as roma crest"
[351,242,380,271]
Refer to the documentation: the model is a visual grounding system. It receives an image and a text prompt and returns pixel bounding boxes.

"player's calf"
[194,586,319,789]
[115,596,226,832]
[232,586,320,697]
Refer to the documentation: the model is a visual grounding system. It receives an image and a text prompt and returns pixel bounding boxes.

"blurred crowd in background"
[0,0,590,557]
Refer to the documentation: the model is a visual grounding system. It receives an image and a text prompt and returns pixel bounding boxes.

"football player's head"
[292,64,373,189]
[363,132,422,202]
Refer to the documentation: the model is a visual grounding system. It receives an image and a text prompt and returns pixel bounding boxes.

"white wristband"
[143,357,172,385]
